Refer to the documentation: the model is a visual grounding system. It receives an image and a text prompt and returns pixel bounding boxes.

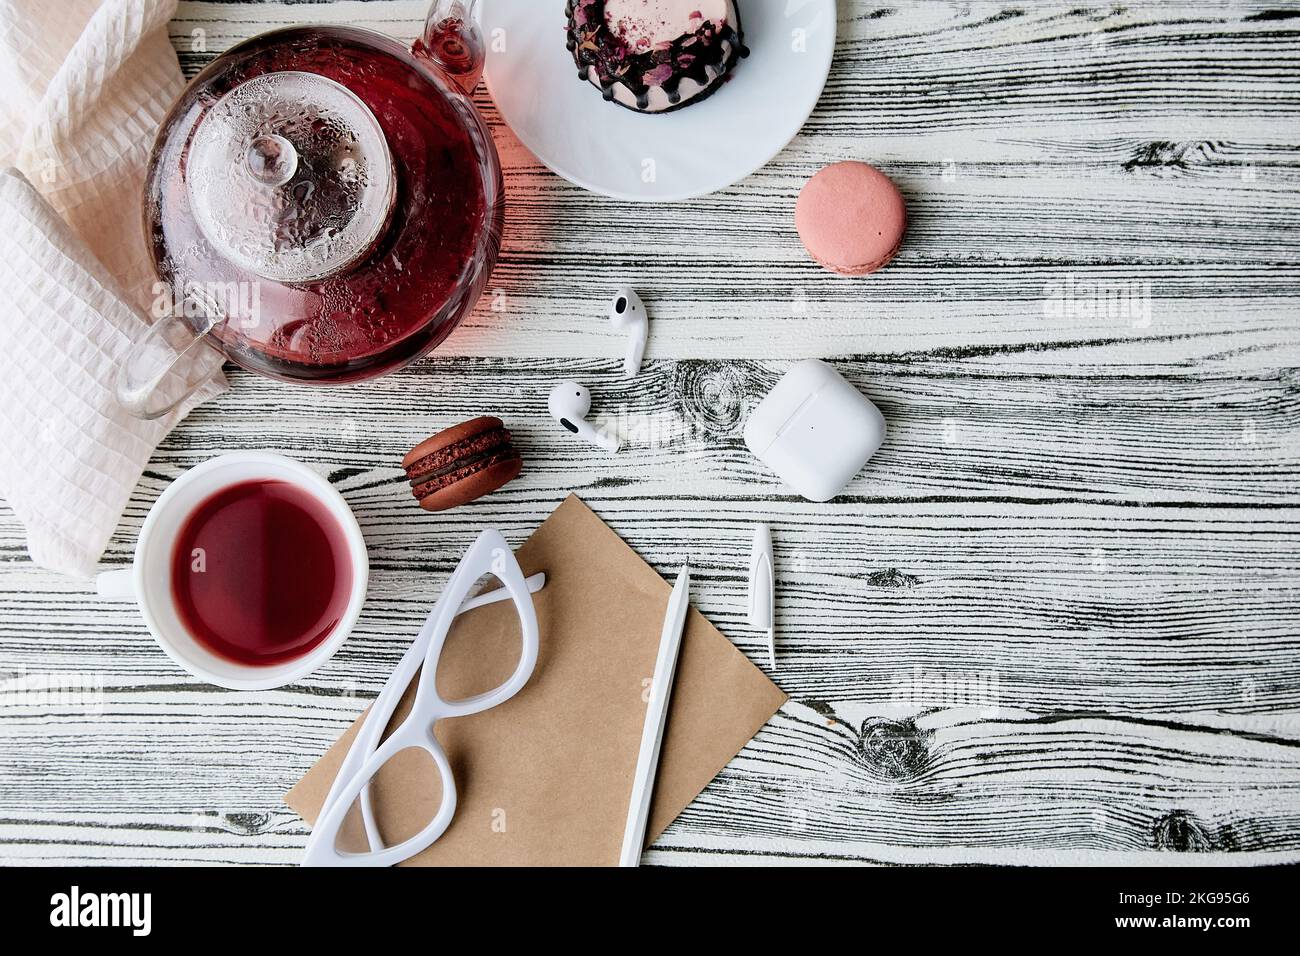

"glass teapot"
[121,0,502,418]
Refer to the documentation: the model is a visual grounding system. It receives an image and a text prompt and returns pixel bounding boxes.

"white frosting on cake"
[590,0,739,113]
[603,0,730,50]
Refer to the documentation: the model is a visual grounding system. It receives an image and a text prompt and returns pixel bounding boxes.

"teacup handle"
[95,568,136,598]
[116,311,224,421]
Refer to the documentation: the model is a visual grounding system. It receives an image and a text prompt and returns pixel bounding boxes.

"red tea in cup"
[170,479,354,665]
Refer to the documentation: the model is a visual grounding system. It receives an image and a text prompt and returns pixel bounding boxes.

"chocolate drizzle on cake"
[565,0,748,114]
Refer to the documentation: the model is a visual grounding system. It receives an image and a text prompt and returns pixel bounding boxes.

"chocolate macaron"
[402,417,523,512]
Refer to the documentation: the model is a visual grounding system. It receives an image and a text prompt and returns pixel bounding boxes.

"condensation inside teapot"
[144,26,503,384]
[187,71,396,284]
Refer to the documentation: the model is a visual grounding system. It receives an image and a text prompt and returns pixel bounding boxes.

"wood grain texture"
[2,0,1299,866]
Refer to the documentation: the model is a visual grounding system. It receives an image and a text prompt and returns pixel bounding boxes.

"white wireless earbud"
[548,381,620,453]
[608,287,648,379]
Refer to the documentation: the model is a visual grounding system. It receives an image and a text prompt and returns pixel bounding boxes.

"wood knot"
[224,812,273,835]
[670,360,772,441]
[866,568,921,588]
[1121,140,1221,175]
[856,718,931,781]
[1153,810,1217,851]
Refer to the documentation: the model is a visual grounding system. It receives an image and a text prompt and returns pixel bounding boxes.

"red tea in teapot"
[145,26,503,384]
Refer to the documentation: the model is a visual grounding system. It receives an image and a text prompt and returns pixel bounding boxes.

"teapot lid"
[186,71,395,283]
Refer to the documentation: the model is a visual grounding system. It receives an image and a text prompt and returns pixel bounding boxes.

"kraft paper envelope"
[285,494,787,865]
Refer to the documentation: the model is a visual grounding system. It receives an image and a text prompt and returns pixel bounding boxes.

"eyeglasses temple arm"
[457,572,545,614]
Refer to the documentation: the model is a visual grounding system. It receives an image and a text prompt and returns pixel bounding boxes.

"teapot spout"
[412,0,485,94]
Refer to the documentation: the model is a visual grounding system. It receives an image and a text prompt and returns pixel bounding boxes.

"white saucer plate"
[483,0,837,202]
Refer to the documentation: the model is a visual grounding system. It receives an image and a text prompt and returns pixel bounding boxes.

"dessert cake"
[566,0,747,113]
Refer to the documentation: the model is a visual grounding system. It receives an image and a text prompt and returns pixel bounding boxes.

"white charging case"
[743,359,886,502]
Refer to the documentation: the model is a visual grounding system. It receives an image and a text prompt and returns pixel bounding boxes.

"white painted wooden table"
[2,0,1299,866]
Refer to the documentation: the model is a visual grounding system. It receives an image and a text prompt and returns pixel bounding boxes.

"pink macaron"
[795,161,907,276]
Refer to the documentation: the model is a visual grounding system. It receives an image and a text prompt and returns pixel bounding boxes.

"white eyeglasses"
[303,528,542,866]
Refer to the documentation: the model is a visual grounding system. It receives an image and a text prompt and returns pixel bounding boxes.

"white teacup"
[97,452,369,690]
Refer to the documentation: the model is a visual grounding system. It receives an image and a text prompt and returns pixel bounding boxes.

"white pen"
[618,562,690,867]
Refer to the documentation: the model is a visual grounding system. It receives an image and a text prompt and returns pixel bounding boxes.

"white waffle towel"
[0,0,226,577]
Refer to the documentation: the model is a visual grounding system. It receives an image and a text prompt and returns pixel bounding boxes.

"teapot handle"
[116,310,224,420]
[413,0,485,94]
